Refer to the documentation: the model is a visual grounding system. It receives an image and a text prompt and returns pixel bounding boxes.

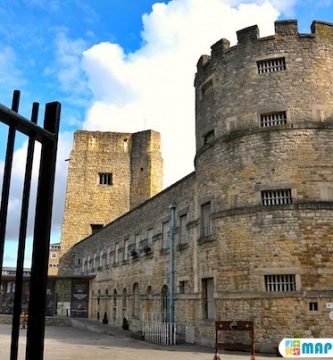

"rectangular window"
[99,172,112,185]
[202,278,215,320]
[179,280,187,294]
[264,274,296,292]
[261,189,292,206]
[179,214,188,244]
[201,202,212,237]
[123,239,129,261]
[99,250,103,267]
[260,111,287,127]
[147,228,153,248]
[135,234,140,251]
[257,57,286,74]
[115,243,119,264]
[162,221,170,249]
[106,247,111,266]
[309,302,318,311]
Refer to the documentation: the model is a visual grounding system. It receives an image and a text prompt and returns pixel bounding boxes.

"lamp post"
[168,202,176,325]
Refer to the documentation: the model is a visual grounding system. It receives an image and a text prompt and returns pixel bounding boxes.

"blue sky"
[1,0,333,266]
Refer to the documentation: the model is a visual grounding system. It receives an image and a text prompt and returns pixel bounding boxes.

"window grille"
[261,189,292,206]
[264,274,296,292]
[99,172,112,185]
[257,57,286,74]
[201,202,212,237]
[309,302,318,311]
[260,111,287,127]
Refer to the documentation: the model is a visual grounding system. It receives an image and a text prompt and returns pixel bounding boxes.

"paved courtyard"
[0,324,283,360]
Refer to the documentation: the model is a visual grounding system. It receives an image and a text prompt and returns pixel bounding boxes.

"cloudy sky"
[0,0,332,266]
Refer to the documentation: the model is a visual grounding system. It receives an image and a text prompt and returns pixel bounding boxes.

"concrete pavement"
[0,323,284,360]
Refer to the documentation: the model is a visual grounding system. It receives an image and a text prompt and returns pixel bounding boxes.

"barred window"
[257,57,286,74]
[265,274,296,292]
[260,111,287,127]
[179,214,188,244]
[201,202,212,237]
[99,172,112,185]
[309,302,318,311]
[261,189,292,206]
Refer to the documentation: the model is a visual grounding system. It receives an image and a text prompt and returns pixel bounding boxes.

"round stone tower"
[194,20,333,350]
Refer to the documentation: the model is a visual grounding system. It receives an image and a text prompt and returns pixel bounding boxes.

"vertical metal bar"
[26,101,61,360]
[0,90,20,285]
[10,103,39,360]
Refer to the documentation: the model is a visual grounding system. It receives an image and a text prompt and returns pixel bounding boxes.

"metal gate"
[0,90,61,360]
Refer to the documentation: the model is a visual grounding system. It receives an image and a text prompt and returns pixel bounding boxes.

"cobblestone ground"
[0,324,284,360]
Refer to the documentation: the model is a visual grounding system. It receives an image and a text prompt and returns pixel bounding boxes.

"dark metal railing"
[0,90,61,360]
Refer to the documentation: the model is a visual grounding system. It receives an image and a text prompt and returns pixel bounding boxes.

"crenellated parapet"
[194,18,333,222]
[196,20,333,75]
[194,19,333,153]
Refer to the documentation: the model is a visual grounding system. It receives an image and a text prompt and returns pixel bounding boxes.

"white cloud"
[1,131,72,247]
[82,0,279,187]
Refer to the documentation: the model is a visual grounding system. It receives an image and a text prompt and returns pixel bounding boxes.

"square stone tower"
[60,129,163,256]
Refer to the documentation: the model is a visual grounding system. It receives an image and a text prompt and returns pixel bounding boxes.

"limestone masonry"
[59,20,333,352]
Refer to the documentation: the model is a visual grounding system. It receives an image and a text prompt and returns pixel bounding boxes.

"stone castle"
[58,20,333,352]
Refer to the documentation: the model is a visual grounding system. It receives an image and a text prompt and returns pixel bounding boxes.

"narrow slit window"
[260,111,287,127]
[261,189,292,206]
[257,57,286,74]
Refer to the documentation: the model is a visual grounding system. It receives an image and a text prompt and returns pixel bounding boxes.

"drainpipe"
[168,202,176,324]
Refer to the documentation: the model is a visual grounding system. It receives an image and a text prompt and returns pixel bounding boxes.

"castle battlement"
[194,19,333,153]
[196,20,333,74]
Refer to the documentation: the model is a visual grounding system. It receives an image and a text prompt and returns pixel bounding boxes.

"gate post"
[25,102,61,360]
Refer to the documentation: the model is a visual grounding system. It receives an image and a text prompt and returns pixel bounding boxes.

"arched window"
[133,283,140,318]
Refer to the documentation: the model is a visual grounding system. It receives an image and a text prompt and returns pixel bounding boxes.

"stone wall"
[59,130,163,272]
[59,20,333,352]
